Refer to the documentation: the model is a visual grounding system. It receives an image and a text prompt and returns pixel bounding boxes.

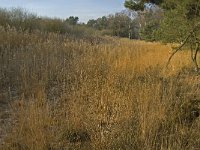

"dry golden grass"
[0,27,200,150]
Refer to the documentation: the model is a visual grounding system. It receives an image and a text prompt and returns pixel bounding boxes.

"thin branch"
[193,43,199,71]
[194,44,199,60]
[166,34,190,67]
[190,43,194,61]
[166,22,200,68]
[191,31,196,61]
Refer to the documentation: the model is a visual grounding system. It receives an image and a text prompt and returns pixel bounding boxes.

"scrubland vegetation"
[0,25,200,150]
[0,0,200,149]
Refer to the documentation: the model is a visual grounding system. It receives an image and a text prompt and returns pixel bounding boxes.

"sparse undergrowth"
[0,26,200,150]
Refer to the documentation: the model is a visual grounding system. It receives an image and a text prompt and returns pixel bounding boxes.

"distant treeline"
[0,8,99,39]
[86,9,163,40]
[0,7,164,40]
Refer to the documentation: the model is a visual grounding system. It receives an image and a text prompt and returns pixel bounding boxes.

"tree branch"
[166,34,190,68]
[166,22,200,68]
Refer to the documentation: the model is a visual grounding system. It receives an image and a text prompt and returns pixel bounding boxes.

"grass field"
[0,27,200,150]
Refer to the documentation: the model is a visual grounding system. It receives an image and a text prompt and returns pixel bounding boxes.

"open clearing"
[0,30,200,149]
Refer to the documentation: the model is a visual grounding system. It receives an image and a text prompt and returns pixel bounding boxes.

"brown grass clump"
[0,27,200,150]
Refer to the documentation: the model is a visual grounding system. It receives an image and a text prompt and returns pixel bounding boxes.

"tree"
[125,0,200,71]
[86,12,137,39]
[65,16,79,25]
[87,19,97,28]
[107,13,132,37]
[136,8,163,41]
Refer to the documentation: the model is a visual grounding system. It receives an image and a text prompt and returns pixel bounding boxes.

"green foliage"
[65,16,79,25]
[87,16,109,30]
[157,0,200,43]
[157,7,189,43]
[140,21,159,41]
[108,13,131,37]
[124,0,200,43]
[87,19,97,28]
[160,0,178,10]
[137,9,163,41]
[124,0,163,11]
[124,0,200,70]
[124,0,145,11]
[87,12,137,38]
[0,7,139,39]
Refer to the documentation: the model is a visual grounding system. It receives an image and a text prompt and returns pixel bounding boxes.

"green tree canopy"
[125,0,200,71]
[65,16,79,25]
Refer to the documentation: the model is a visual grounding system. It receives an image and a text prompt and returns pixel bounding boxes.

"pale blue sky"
[0,0,125,22]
